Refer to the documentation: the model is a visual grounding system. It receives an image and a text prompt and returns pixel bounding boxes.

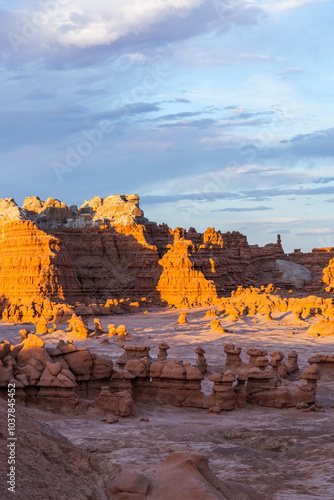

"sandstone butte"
[0,194,334,323]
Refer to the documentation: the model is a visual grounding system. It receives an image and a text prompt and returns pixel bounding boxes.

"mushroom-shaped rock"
[221,371,236,383]
[185,364,204,381]
[94,318,103,332]
[116,325,127,336]
[286,350,299,373]
[177,312,188,325]
[270,351,284,360]
[246,347,263,364]
[248,367,274,380]
[108,324,117,337]
[67,314,89,339]
[36,317,48,335]
[161,360,186,380]
[270,356,281,368]
[301,364,320,381]
[224,343,242,355]
[195,346,205,356]
[237,370,248,382]
[210,319,225,334]
[157,342,170,362]
[255,356,270,369]
[195,346,208,375]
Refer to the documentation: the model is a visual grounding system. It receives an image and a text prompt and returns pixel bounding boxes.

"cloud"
[270,229,291,234]
[0,0,267,65]
[152,111,203,121]
[227,107,275,120]
[140,183,334,207]
[75,88,113,96]
[162,98,191,103]
[296,228,334,236]
[284,128,334,156]
[313,177,334,184]
[241,186,334,199]
[141,192,243,204]
[251,0,330,12]
[225,217,332,223]
[237,53,273,61]
[214,206,273,212]
[26,0,207,48]
[158,118,217,128]
[279,67,304,76]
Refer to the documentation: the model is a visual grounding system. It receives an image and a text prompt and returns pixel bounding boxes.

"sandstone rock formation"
[307,319,334,337]
[0,195,299,320]
[323,258,334,291]
[0,395,263,500]
[106,451,263,500]
[217,285,334,326]
[0,335,326,416]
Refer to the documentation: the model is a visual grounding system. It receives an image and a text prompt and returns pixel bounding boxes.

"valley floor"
[1,308,334,499]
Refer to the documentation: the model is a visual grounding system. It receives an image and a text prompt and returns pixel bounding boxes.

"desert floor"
[1,307,334,499]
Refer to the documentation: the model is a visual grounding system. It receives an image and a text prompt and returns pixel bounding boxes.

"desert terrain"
[1,195,334,499]
[1,306,334,499]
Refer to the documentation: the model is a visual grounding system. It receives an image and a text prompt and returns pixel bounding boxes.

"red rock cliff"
[0,194,310,318]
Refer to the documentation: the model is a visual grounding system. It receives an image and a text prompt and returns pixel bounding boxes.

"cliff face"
[323,258,334,291]
[0,200,82,305]
[0,194,326,319]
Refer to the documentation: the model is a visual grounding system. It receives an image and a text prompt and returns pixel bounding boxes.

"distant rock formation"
[0,195,332,320]
[323,258,334,291]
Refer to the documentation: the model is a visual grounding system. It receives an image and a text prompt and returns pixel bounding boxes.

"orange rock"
[177,312,188,325]
[2,194,332,318]
[210,319,225,334]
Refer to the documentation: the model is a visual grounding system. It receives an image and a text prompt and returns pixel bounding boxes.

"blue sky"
[0,0,334,252]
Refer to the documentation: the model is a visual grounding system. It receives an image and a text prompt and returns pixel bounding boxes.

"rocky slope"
[0,195,332,320]
[0,396,262,500]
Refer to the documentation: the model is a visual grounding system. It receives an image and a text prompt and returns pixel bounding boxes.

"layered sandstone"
[0,194,332,320]
[322,258,334,291]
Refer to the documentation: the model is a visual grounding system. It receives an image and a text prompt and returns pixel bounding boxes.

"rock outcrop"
[323,258,334,291]
[0,394,263,500]
[1,195,333,320]
[0,337,326,415]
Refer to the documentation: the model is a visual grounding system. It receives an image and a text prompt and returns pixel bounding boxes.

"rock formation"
[323,258,334,291]
[0,194,294,321]
[1,194,334,322]
[0,394,263,500]
[0,335,326,417]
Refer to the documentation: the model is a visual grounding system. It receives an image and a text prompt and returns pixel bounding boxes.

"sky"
[0,0,334,252]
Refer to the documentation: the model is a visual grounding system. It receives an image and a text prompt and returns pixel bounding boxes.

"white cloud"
[248,0,330,12]
[225,217,334,223]
[17,0,205,48]
[279,67,304,75]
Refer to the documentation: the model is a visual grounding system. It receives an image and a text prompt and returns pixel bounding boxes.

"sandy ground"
[1,307,334,499]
